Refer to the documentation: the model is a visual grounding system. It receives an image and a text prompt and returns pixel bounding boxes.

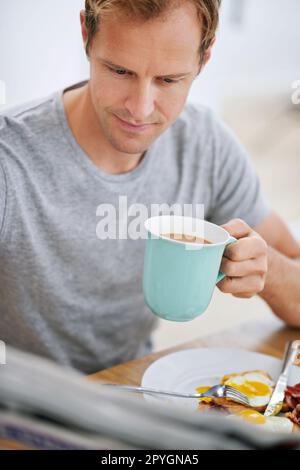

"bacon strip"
[284,383,300,428]
[286,404,300,428]
[285,383,300,410]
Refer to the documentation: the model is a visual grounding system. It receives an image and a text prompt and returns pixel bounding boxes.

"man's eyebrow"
[99,58,192,78]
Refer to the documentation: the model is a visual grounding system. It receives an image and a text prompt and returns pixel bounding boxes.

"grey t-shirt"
[0,82,271,373]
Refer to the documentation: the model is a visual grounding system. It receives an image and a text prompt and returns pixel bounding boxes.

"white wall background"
[189,0,300,109]
[0,0,299,110]
[0,0,88,107]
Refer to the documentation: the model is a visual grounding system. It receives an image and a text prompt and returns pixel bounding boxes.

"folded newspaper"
[1,346,300,450]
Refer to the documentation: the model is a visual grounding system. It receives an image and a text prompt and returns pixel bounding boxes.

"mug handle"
[216,236,237,284]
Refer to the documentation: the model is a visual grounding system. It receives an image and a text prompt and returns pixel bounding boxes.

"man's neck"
[62,84,144,175]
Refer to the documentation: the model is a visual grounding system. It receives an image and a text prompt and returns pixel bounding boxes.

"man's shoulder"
[162,103,237,162]
[180,102,214,121]
[172,102,230,142]
[0,95,50,118]
[0,92,62,175]
[0,92,59,139]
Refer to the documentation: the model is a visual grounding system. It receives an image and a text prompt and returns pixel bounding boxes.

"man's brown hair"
[84,0,221,59]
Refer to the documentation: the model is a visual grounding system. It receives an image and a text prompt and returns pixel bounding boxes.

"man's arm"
[255,212,300,327]
[218,212,300,327]
[254,211,300,260]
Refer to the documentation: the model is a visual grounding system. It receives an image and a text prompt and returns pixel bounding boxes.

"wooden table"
[89,317,300,385]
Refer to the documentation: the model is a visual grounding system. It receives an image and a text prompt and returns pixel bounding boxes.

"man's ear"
[202,45,214,67]
[80,10,89,51]
[198,37,216,74]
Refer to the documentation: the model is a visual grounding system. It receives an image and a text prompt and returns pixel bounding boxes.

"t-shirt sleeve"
[208,117,272,228]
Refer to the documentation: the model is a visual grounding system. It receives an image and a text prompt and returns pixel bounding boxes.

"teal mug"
[143,215,236,322]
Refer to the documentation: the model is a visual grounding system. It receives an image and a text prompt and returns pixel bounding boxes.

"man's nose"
[124,81,155,123]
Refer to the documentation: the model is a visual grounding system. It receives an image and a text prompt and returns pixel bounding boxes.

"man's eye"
[162,78,177,84]
[114,68,127,75]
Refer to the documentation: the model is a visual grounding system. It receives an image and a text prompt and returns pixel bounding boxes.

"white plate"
[141,348,300,410]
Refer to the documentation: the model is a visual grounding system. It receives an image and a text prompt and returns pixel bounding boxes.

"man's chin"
[108,136,155,156]
[112,144,148,156]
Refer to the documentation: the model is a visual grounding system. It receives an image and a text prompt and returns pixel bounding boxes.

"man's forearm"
[260,246,300,327]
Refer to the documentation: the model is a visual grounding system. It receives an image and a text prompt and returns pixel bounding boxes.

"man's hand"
[217,219,268,298]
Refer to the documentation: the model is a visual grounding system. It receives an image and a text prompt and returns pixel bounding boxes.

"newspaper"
[0,411,128,450]
[1,346,300,450]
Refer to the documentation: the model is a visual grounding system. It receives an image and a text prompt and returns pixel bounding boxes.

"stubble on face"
[87,88,165,156]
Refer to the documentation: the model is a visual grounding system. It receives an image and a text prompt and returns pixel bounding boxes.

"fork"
[102,383,250,406]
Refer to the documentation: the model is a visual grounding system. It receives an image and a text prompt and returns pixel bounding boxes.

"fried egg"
[195,386,213,403]
[228,409,293,433]
[222,370,275,408]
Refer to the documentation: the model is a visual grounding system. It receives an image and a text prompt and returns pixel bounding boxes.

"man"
[0,0,299,374]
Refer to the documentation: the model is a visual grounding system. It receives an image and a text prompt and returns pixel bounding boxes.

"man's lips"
[114,115,155,132]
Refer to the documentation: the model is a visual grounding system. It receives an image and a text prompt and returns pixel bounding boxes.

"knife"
[264,340,300,417]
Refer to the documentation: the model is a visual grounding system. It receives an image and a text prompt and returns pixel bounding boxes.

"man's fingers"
[221,219,252,239]
[220,255,268,277]
[224,236,268,261]
[217,274,266,295]
[219,218,268,298]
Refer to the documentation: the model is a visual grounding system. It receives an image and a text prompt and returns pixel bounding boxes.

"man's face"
[82,3,204,156]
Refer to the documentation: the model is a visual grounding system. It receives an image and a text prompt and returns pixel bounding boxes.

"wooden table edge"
[88,318,300,386]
